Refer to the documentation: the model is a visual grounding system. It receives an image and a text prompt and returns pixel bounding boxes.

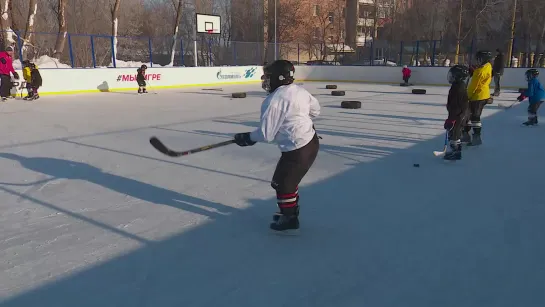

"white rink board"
[293,66,543,89]
[10,65,541,96]
[11,66,262,95]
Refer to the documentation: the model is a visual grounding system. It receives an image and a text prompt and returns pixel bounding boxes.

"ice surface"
[0,83,543,307]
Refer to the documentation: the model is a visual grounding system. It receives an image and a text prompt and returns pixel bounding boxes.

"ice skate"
[143,88,148,94]
[443,142,461,160]
[270,214,299,234]
[522,116,538,126]
[468,133,482,146]
[31,94,39,100]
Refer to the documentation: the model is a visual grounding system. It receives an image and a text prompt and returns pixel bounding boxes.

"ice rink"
[0,82,544,307]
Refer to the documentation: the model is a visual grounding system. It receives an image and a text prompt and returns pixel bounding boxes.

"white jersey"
[250,84,320,152]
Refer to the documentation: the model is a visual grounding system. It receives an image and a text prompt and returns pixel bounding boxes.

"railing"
[1,30,542,69]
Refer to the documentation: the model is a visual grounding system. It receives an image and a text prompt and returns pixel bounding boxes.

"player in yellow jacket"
[463,50,492,146]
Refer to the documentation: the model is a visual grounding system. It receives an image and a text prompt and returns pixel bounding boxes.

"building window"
[328,12,334,23]
[313,5,320,16]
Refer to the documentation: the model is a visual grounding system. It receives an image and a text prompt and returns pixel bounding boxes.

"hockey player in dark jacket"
[29,63,42,100]
[137,64,147,94]
[443,65,470,160]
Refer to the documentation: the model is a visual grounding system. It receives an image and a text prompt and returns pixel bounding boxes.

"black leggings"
[271,134,319,215]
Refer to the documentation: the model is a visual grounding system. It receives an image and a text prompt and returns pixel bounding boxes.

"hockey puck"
[412,89,426,94]
[413,163,420,167]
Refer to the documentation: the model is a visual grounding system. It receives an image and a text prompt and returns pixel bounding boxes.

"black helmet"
[475,50,492,66]
[525,68,539,81]
[448,65,470,84]
[262,60,295,93]
[141,64,147,69]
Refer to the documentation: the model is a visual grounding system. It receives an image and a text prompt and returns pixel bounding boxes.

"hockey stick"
[498,100,520,109]
[149,136,235,157]
[433,129,449,157]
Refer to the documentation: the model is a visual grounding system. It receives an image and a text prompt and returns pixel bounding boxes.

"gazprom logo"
[217,69,241,80]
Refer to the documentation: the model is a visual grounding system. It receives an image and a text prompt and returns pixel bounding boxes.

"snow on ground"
[13,55,156,69]
[0,82,543,307]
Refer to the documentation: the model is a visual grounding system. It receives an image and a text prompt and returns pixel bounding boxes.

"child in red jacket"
[402,65,411,85]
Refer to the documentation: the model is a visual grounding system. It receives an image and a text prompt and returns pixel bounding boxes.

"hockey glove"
[517,94,527,102]
[234,132,256,147]
[12,71,19,80]
[444,119,456,130]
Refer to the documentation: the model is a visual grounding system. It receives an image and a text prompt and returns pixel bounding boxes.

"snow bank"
[13,55,72,69]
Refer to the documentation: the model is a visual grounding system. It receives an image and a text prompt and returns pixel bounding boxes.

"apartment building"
[345,0,411,47]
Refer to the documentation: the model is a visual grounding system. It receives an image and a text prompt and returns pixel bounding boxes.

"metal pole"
[90,36,96,68]
[274,0,277,60]
[147,37,152,67]
[68,34,75,68]
[194,40,198,67]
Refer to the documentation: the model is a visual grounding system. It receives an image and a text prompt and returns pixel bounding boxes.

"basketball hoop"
[196,14,221,35]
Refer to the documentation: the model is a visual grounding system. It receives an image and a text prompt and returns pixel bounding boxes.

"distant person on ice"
[402,65,411,85]
[463,50,492,146]
[137,64,147,94]
[443,65,470,160]
[492,49,504,96]
[517,69,545,126]
[233,60,320,233]
[0,46,19,101]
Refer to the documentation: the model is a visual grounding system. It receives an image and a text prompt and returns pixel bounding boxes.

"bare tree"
[52,0,67,59]
[299,0,345,61]
[0,0,15,49]
[111,0,122,61]
[168,0,183,66]
[22,0,38,58]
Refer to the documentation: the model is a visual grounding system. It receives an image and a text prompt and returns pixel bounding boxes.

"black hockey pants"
[0,74,11,98]
[528,101,543,117]
[450,111,468,142]
[271,134,319,216]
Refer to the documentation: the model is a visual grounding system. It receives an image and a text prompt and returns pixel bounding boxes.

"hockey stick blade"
[434,130,449,157]
[433,147,447,157]
[150,137,235,157]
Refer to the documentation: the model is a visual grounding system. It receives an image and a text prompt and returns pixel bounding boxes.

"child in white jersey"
[233,60,320,233]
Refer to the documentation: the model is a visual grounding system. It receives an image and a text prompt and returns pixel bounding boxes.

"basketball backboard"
[196,13,221,34]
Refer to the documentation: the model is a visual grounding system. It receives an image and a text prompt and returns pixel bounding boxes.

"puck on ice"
[413,163,420,167]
